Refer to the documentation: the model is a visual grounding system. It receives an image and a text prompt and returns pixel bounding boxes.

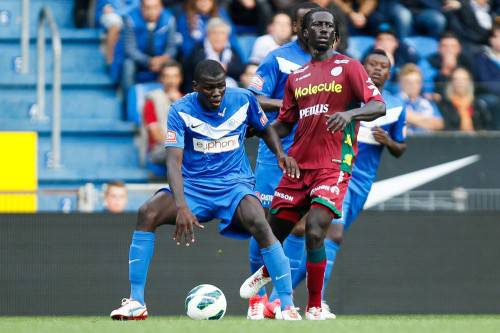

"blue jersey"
[349,90,406,196]
[248,40,311,165]
[165,87,269,187]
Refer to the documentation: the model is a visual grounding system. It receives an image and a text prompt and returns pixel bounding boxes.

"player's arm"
[256,95,282,112]
[259,125,300,179]
[371,127,406,157]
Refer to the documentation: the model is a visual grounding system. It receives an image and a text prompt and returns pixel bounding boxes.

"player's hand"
[173,206,204,246]
[278,153,300,179]
[326,112,353,133]
[372,126,390,145]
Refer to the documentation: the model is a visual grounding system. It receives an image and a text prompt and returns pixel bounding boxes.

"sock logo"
[275,273,289,280]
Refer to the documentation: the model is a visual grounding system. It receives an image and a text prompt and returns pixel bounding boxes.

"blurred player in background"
[240,8,386,320]
[110,60,303,321]
[290,48,407,315]
[245,1,319,320]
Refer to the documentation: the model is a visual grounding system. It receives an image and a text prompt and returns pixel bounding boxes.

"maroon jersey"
[279,53,385,172]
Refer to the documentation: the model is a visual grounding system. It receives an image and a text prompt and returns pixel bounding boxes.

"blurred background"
[0,0,499,213]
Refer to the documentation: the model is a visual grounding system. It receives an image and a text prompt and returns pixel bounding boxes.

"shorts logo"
[249,75,264,90]
[331,66,343,77]
[294,80,343,99]
[299,104,328,119]
[165,130,177,143]
[256,191,273,203]
[274,191,294,202]
[193,134,239,154]
[310,185,339,196]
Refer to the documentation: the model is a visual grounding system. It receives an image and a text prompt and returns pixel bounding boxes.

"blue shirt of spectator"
[95,0,139,28]
[400,93,443,134]
[123,6,177,69]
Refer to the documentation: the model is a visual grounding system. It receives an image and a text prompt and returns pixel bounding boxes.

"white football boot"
[276,306,302,321]
[246,295,267,320]
[110,298,148,320]
[305,306,325,320]
[239,266,272,299]
[321,301,337,319]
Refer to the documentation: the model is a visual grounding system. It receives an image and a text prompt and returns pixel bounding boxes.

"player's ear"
[192,80,199,92]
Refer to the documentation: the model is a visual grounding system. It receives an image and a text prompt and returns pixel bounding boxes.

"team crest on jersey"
[331,66,343,77]
[165,130,177,143]
[249,74,264,90]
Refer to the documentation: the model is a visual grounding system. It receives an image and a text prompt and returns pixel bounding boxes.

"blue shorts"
[159,180,257,239]
[254,162,283,208]
[331,187,368,231]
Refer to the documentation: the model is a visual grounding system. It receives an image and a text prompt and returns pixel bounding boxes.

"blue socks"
[129,231,155,305]
[260,242,293,310]
[269,234,306,301]
[322,239,340,297]
[248,237,267,297]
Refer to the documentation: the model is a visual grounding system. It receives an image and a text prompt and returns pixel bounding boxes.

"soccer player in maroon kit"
[240,7,386,320]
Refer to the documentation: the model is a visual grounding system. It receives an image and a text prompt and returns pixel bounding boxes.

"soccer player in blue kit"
[110,60,303,321]
[245,2,319,320]
[285,48,407,319]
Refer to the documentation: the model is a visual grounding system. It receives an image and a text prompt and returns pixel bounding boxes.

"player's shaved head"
[194,59,225,83]
[193,60,226,110]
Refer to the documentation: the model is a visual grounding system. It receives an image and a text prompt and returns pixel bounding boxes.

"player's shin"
[249,237,267,297]
[322,239,340,298]
[260,242,294,310]
[129,231,155,305]
[306,246,327,309]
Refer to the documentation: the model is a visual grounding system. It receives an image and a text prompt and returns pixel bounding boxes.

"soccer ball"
[185,284,227,320]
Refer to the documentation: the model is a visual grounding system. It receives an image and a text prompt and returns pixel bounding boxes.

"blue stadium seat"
[347,36,375,60]
[126,82,163,125]
[404,36,438,59]
[236,34,257,64]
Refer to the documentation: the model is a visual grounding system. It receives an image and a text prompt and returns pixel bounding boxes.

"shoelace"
[248,275,262,288]
[249,302,264,316]
[308,307,322,317]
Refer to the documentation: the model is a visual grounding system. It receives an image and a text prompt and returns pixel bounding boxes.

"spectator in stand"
[474,22,500,128]
[227,0,274,35]
[422,32,473,99]
[330,0,378,34]
[183,18,245,92]
[122,0,177,96]
[239,63,258,88]
[248,12,293,65]
[438,67,493,131]
[96,0,140,64]
[103,181,128,213]
[399,64,444,133]
[374,0,447,39]
[311,0,349,54]
[363,27,421,92]
[177,0,235,59]
[143,61,183,165]
[446,0,499,48]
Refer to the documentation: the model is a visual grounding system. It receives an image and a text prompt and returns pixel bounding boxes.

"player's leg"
[111,190,177,320]
[235,196,296,312]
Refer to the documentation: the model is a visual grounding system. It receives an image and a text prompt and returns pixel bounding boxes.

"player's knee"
[305,222,325,248]
[136,202,159,231]
[249,219,274,246]
[291,218,306,237]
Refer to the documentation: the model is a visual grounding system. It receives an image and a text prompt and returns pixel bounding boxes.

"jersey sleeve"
[348,60,385,105]
[247,53,278,97]
[165,106,185,149]
[246,93,270,131]
[277,76,299,124]
[390,106,407,143]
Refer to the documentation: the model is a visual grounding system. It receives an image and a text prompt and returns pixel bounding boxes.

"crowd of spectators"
[79,0,500,166]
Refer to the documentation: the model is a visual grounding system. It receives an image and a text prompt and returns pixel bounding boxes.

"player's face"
[364,54,391,88]
[305,12,336,52]
[194,73,226,110]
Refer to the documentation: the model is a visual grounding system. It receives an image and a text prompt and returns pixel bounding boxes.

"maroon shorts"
[269,168,351,221]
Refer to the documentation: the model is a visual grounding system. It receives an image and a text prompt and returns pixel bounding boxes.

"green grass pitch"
[1,316,500,333]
